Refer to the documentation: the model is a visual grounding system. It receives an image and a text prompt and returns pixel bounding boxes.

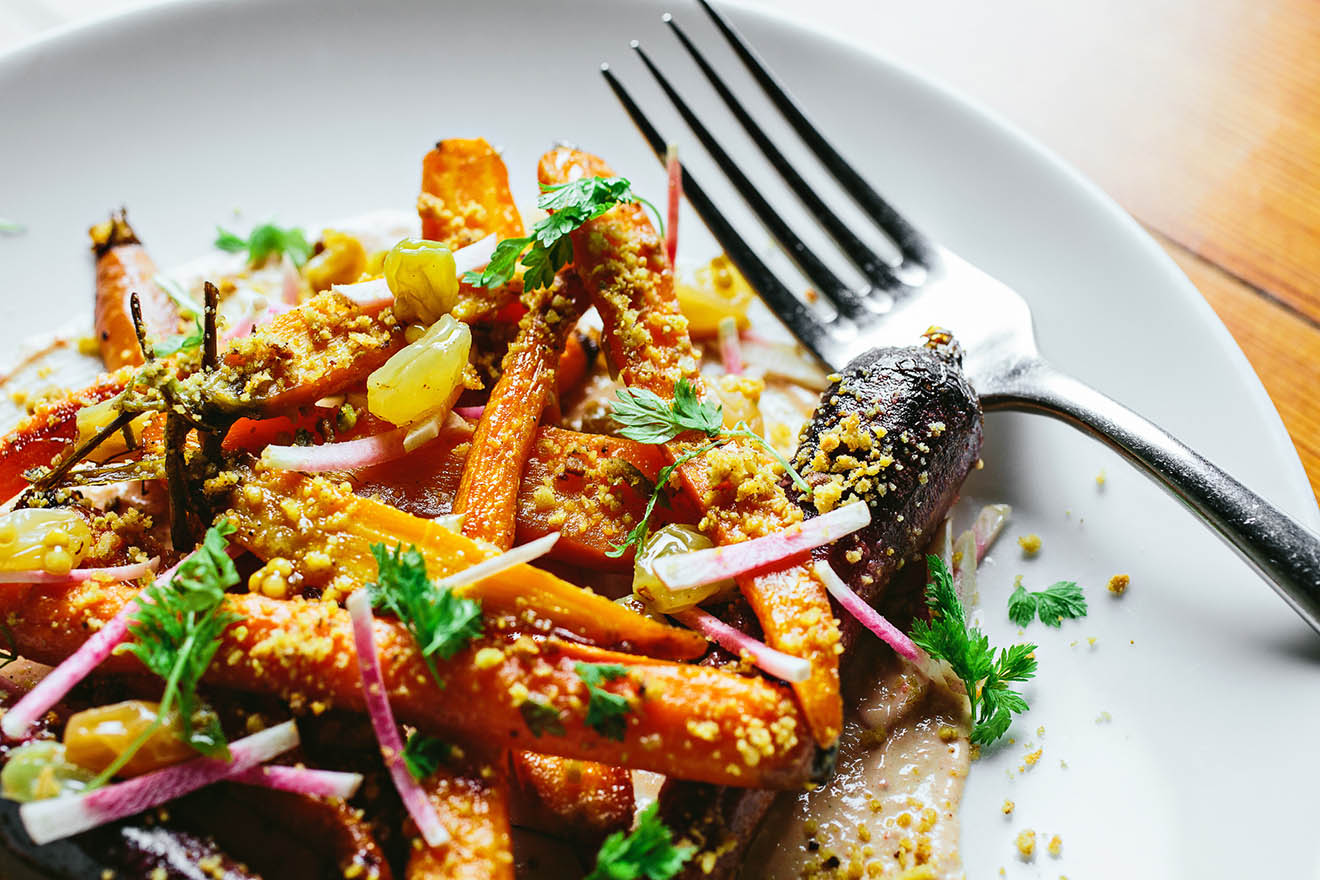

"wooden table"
[4,0,1318,501]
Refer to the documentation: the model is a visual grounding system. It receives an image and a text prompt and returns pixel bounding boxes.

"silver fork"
[602,0,1320,632]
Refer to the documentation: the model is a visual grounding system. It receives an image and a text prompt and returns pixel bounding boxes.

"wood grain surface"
[2,0,1317,500]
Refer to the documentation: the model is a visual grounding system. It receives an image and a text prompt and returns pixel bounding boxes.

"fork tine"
[630,42,871,319]
[600,63,835,364]
[662,13,903,295]
[695,0,933,270]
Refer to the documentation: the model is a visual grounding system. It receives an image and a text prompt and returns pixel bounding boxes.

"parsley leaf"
[215,222,312,267]
[606,379,812,557]
[152,315,205,357]
[586,802,693,880]
[0,219,26,236]
[97,519,243,786]
[575,662,632,741]
[463,176,642,292]
[368,544,483,690]
[519,698,566,738]
[1007,581,1087,628]
[401,731,452,781]
[910,555,1037,746]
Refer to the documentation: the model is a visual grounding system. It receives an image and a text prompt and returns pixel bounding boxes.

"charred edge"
[164,415,193,552]
[202,281,219,371]
[33,410,135,491]
[129,292,153,363]
[810,742,838,784]
[88,208,141,258]
[575,328,601,371]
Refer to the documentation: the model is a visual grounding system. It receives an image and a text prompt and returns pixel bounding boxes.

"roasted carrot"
[554,328,599,401]
[225,468,707,660]
[508,751,634,843]
[406,754,514,880]
[539,147,843,746]
[89,211,182,369]
[419,138,525,248]
[454,272,589,549]
[0,580,820,789]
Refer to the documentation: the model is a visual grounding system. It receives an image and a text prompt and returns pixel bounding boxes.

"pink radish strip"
[346,590,449,847]
[812,561,918,660]
[1,557,186,739]
[19,721,299,845]
[280,256,302,306]
[654,501,870,591]
[261,413,470,473]
[231,764,363,799]
[717,316,743,374]
[665,144,681,267]
[453,405,485,420]
[0,557,159,586]
[673,608,810,683]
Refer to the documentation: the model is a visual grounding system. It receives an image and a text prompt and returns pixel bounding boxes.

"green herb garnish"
[1007,580,1087,628]
[368,544,483,691]
[215,222,312,268]
[0,219,25,236]
[152,315,205,357]
[463,176,662,292]
[910,555,1037,746]
[575,662,632,742]
[519,698,566,738]
[606,378,810,557]
[586,802,693,880]
[95,519,243,786]
[401,731,452,781]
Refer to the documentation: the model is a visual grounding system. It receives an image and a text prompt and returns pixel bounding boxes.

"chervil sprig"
[215,222,312,268]
[1007,580,1087,628]
[95,519,243,786]
[909,555,1037,746]
[575,662,632,741]
[367,543,483,690]
[586,802,693,880]
[401,730,452,781]
[463,176,662,292]
[607,378,811,557]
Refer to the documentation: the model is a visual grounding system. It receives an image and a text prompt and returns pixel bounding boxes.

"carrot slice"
[89,211,181,369]
[508,751,634,843]
[538,148,843,746]
[419,138,526,248]
[405,752,514,880]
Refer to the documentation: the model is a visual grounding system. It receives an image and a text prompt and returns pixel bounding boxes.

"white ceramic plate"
[2,1,1318,877]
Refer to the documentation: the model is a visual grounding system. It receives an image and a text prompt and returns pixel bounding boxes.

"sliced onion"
[452,234,498,277]
[665,144,680,267]
[442,533,559,592]
[261,412,470,474]
[1,557,184,740]
[0,557,159,586]
[812,561,918,660]
[672,608,810,683]
[971,503,1012,561]
[453,405,485,420]
[231,764,363,800]
[19,721,299,845]
[951,528,978,605]
[346,590,449,847]
[653,502,870,591]
[717,316,743,375]
[332,278,393,311]
[738,336,831,390]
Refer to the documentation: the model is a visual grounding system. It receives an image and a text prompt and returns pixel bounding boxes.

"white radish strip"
[717,316,743,375]
[280,255,302,306]
[738,337,830,390]
[672,608,810,683]
[452,234,497,277]
[951,528,978,606]
[812,561,918,660]
[231,764,363,800]
[313,394,346,409]
[970,503,1011,561]
[20,721,299,845]
[346,590,449,847]
[261,412,470,473]
[441,533,559,592]
[332,278,393,310]
[654,502,871,591]
[665,144,681,267]
[2,557,184,740]
[0,557,159,586]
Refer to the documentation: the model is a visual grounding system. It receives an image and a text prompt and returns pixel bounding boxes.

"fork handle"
[982,357,1320,633]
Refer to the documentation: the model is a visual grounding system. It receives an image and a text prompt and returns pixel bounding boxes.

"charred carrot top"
[454,272,590,550]
[89,210,182,370]
[0,580,816,789]
[224,467,707,660]
[539,147,843,746]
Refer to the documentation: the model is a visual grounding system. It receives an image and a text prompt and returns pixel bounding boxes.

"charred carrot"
[555,329,599,401]
[225,468,707,660]
[454,273,589,549]
[419,138,526,248]
[406,754,514,880]
[539,148,843,746]
[89,211,182,369]
[508,751,634,843]
[0,580,819,789]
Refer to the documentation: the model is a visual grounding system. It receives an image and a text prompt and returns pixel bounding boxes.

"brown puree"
[743,640,970,880]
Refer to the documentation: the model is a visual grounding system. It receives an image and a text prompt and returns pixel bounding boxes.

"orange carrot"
[419,139,526,247]
[508,751,634,843]
[406,754,514,880]
[89,211,182,369]
[538,148,843,747]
